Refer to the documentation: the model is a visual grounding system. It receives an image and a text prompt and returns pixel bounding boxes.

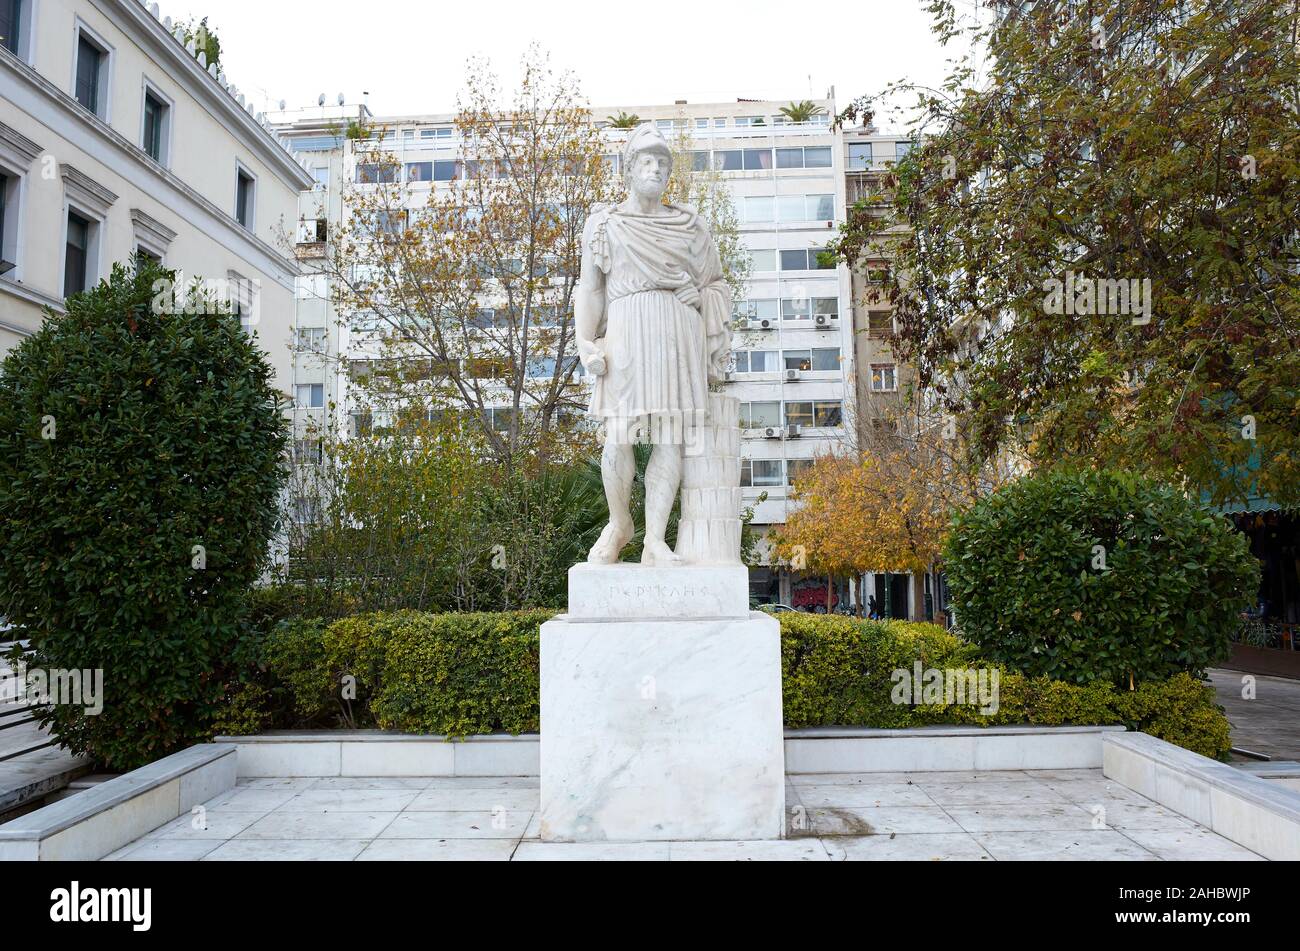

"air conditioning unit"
[763,426,782,439]
[785,368,801,381]
[814,313,833,329]
[748,317,775,331]
[785,424,803,438]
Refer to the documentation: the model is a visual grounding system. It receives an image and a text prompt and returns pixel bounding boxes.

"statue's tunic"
[583,203,731,441]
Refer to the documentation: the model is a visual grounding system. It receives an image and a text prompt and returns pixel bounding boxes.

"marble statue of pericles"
[575,125,735,567]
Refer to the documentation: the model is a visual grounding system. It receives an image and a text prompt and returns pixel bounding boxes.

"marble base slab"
[539,610,785,841]
[566,562,750,620]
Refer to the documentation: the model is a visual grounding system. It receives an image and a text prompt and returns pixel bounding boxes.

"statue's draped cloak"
[583,203,731,442]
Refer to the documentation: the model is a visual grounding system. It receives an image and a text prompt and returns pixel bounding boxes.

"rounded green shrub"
[945,469,1258,687]
[0,262,287,769]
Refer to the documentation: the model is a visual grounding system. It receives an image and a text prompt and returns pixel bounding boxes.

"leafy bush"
[0,263,287,769]
[226,609,1229,757]
[945,469,1258,687]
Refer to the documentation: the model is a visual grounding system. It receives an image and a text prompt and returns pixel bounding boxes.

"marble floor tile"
[913,779,1072,806]
[307,777,432,790]
[667,839,832,861]
[803,805,965,836]
[824,833,994,861]
[790,772,922,786]
[144,811,265,840]
[796,783,937,808]
[974,830,1159,861]
[356,838,519,861]
[1119,828,1265,861]
[378,810,533,839]
[513,841,671,861]
[202,838,370,861]
[945,802,1098,833]
[238,810,398,840]
[106,839,222,861]
[405,787,540,811]
[277,788,421,813]
[200,786,303,812]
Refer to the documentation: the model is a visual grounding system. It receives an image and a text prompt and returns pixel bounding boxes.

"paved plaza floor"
[102,768,1265,861]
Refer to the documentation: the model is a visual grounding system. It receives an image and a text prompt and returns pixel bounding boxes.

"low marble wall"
[1103,732,1300,860]
[0,744,235,861]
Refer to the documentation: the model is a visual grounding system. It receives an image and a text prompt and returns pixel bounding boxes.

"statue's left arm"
[698,229,732,383]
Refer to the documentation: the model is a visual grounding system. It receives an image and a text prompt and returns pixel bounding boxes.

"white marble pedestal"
[540,564,785,842]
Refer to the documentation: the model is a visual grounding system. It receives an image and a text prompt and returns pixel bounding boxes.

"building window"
[739,401,780,429]
[735,298,778,321]
[871,364,898,392]
[356,163,398,184]
[814,400,843,426]
[311,166,329,189]
[295,327,326,352]
[781,297,840,321]
[691,151,710,172]
[848,143,873,170]
[235,166,255,229]
[784,349,812,371]
[142,87,169,164]
[406,161,432,182]
[1,0,31,59]
[895,141,914,159]
[742,458,784,488]
[787,458,814,485]
[780,248,834,271]
[134,245,162,267]
[293,439,323,465]
[433,160,461,181]
[811,347,840,371]
[748,249,777,272]
[711,150,743,172]
[742,149,772,171]
[775,146,833,170]
[867,312,893,338]
[74,33,109,117]
[63,210,94,297]
[0,170,18,276]
[784,401,813,428]
[295,384,324,408]
[742,196,773,224]
[732,350,777,373]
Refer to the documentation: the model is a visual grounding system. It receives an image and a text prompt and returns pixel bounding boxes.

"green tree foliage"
[834,0,1300,507]
[0,263,287,769]
[180,17,222,69]
[944,469,1259,688]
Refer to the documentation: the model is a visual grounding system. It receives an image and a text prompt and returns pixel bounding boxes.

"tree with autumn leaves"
[833,0,1300,509]
[772,411,999,616]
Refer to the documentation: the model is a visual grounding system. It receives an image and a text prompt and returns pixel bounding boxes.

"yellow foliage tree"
[773,427,979,616]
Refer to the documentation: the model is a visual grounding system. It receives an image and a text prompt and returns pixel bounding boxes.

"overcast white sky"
[166,0,982,130]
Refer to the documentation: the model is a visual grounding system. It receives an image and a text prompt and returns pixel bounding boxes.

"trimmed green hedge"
[215,609,1231,759]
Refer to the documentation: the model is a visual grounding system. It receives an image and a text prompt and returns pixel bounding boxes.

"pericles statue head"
[622,125,673,201]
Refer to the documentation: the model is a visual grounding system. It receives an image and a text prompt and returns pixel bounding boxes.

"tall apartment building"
[0,0,312,393]
[271,97,919,613]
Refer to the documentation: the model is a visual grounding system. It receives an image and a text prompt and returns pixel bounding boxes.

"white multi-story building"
[0,0,312,393]
[271,96,921,611]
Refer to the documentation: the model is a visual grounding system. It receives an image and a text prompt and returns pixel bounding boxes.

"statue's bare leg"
[588,439,635,564]
[642,441,684,566]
